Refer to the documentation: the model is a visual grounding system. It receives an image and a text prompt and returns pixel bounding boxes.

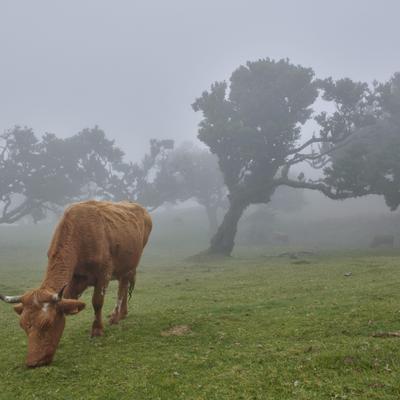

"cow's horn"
[0,294,22,304]
[53,284,67,302]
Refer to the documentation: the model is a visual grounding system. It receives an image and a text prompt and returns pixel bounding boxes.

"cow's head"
[0,287,85,367]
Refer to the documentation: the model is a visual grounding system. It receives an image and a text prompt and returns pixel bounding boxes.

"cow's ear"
[13,304,23,315]
[58,299,85,315]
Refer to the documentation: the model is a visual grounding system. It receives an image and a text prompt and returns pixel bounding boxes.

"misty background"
[2,1,399,158]
[1,0,400,253]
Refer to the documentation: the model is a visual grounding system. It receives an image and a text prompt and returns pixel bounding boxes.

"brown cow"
[0,200,152,367]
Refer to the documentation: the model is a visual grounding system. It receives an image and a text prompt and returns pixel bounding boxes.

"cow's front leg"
[65,275,88,299]
[109,277,130,325]
[91,283,107,337]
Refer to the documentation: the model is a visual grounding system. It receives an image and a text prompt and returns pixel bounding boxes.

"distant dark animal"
[0,201,152,367]
[272,232,289,245]
[369,234,394,248]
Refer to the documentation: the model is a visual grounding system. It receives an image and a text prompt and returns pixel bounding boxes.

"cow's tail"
[128,279,135,301]
[128,283,134,301]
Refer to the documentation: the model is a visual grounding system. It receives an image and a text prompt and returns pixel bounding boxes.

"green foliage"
[0,128,177,223]
[315,77,376,144]
[114,139,175,206]
[0,126,126,223]
[323,73,400,209]
[193,58,318,202]
[148,143,225,207]
[193,57,400,255]
[378,73,400,125]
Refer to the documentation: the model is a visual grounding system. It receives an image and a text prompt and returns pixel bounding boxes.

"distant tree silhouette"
[146,143,226,235]
[0,126,125,223]
[0,125,179,225]
[111,138,175,205]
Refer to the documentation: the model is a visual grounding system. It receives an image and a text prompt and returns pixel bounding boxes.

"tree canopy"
[0,126,226,234]
[321,73,400,210]
[0,126,125,223]
[145,143,226,235]
[0,127,175,224]
[193,59,318,205]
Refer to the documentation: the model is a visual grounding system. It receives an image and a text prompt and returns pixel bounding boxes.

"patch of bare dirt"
[161,325,192,337]
[372,331,400,338]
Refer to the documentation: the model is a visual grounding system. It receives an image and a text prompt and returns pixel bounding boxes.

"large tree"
[193,58,382,256]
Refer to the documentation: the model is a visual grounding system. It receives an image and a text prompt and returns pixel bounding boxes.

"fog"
[1,1,400,255]
[1,0,400,160]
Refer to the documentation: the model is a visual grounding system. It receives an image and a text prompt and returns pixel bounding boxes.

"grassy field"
[1,227,400,399]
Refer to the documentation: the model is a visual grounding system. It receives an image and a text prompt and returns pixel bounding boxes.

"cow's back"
[95,201,152,275]
[48,201,152,278]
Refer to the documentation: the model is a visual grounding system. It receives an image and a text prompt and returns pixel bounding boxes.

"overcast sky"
[1,0,399,161]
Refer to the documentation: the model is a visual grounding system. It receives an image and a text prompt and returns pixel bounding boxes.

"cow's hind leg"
[91,281,107,337]
[109,276,131,325]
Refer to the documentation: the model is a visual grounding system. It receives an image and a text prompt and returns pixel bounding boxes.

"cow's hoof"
[91,328,104,337]
[109,315,120,325]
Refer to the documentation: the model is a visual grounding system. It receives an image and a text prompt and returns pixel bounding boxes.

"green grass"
[1,234,400,399]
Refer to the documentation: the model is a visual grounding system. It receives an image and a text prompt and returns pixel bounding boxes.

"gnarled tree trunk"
[208,199,248,256]
[204,204,219,238]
